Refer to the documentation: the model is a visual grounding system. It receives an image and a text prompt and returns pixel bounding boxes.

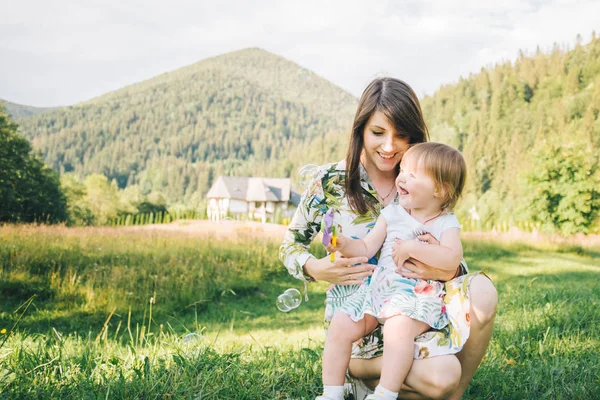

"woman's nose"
[381,134,395,152]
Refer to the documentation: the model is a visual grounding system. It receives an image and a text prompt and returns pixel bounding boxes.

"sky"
[1,0,599,107]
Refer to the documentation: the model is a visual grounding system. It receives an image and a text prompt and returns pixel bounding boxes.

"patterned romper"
[338,204,460,331]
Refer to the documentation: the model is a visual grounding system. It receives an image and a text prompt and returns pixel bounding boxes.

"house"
[206,176,301,223]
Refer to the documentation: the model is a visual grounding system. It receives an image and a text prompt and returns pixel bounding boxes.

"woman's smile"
[377,151,398,161]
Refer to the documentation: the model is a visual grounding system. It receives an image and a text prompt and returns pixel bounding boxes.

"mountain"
[13,39,600,232]
[422,34,600,231]
[0,100,58,119]
[16,48,357,204]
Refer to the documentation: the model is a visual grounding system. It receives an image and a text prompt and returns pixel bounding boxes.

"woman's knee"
[470,274,498,325]
[426,356,461,399]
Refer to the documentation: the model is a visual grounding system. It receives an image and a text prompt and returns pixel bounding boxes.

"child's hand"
[416,233,440,245]
[325,234,347,254]
[392,238,413,268]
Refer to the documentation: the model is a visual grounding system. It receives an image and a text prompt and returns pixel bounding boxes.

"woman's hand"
[396,258,456,281]
[304,255,374,285]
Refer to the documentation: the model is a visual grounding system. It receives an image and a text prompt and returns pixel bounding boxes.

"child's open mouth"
[398,186,409,196]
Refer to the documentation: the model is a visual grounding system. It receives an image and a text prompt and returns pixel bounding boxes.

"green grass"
[1,225,599,399]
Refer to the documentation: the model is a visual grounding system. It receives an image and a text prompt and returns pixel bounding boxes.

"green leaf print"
[292,227,315,245]
[352,212,378,226]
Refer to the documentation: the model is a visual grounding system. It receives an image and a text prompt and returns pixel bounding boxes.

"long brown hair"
[345,77,429,214]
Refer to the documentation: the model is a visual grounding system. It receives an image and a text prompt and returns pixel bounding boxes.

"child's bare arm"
[326,216,388,259]
[395,228,462,271]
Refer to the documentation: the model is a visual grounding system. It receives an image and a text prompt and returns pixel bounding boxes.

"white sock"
[322,385,345,399]
[373,383,398,400]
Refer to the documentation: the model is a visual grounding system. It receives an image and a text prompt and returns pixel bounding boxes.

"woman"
[279,77,497,399]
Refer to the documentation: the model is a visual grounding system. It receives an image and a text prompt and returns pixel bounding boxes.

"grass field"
[0,224,599,399]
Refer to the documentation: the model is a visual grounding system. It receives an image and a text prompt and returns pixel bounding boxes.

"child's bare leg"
[378,316,430,394]
[322,312,379,385]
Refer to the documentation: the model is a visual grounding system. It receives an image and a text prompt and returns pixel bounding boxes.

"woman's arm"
[279,166,331,281]
[392,233,461,281]
[398,258,457,281]
[304,255,374,286]
[279,166,374,285]
[394,228,463,271]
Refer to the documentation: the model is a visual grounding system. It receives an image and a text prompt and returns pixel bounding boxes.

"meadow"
[0,223,599,399]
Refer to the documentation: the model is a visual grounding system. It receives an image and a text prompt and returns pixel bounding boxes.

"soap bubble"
[284,288,302,308]
[276,293,292,312]
[298,164,319,190]
[182,333,204,344]
[276,288,302,312]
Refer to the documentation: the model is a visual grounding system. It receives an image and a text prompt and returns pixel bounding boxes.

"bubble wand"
[321,209,338,262]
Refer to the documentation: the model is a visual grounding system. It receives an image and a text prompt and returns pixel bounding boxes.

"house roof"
[207,176,299,204]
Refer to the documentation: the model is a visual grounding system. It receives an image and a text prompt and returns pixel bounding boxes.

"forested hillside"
[1,100,58,119]
[12,38,600,233]
[423,34,600,233]
[17,48,355,206]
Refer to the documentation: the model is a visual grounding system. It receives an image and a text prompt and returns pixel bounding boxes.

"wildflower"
[0,328,6,334]
[149,297,155,304]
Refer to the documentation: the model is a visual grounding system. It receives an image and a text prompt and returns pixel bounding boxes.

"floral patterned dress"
[279,160,477,360]
[338,204,460,330]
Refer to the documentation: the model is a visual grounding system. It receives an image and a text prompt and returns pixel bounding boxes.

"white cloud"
[1,0,598,106]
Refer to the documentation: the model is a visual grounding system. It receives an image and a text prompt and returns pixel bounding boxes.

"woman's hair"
[345,77,429,215]
[403,142,467,212]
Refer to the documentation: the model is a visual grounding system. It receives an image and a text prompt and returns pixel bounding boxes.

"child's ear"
[434,184,445,198]
[434,183,450,199]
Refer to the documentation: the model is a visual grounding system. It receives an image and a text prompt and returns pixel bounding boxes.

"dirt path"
[132,220,600,248]
[130,219,289,240]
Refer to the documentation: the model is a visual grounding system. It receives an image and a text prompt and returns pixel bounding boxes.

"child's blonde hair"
[403,142,466,212]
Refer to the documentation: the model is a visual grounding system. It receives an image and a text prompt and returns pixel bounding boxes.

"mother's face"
[361,111,410,174]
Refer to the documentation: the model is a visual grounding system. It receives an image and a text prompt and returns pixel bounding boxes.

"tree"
[527,140,600,235]
[0,107,67,223]
[60,173,94,225]
[83,174,120,225]
[118,184,144,214]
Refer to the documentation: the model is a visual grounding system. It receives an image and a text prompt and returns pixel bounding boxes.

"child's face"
[395,156,439,211]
